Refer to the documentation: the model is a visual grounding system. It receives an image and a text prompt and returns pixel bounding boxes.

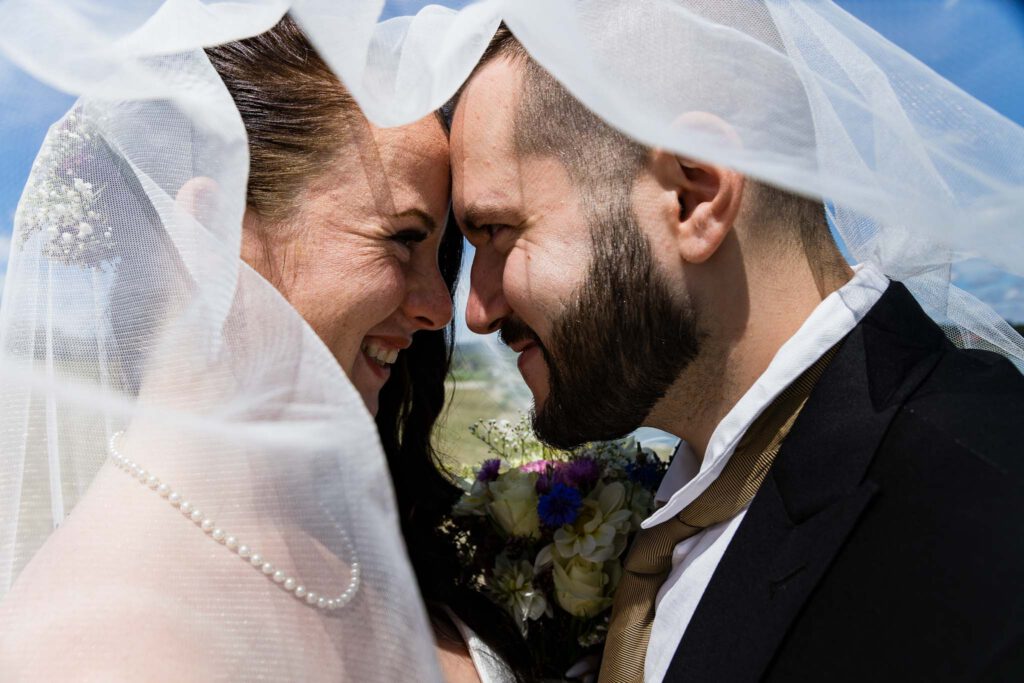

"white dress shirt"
[643,263,890,682]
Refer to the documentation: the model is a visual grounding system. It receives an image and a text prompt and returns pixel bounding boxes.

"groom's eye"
[465,223,507,246]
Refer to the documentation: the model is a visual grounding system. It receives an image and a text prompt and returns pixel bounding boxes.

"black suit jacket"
[665,282,1024,682]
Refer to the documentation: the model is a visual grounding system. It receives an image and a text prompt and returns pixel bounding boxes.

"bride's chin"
[363,395,379,417]
[359,385,379,417]
[349,353,383,417]
[352,374,379,417]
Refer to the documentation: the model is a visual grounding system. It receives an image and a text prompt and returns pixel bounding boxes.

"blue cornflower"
[477,458,502,483]
[537,483,583,527]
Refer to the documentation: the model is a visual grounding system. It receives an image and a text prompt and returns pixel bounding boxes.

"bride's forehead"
[368,116,450,172]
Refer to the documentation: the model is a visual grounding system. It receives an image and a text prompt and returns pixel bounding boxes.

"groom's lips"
[508,339,537,354]
[515,341,541,374]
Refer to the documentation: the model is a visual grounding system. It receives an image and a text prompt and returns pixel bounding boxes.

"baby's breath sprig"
[15,108,115,267]
[468,414,570,467]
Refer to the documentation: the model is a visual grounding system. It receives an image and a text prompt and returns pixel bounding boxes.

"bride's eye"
[390,229,429,249]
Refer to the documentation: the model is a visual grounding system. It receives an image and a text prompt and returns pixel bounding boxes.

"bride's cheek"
[370,260,409,315]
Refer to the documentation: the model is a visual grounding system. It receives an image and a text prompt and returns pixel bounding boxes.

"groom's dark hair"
[469,28,648,205]
[460,25,840,266]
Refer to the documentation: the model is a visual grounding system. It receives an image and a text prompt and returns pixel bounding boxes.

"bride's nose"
[403,266,453,331]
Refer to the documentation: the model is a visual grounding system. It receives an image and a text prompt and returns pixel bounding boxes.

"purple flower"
[560,457,601,489]
[538,483,583,527]
[477,458,502,483]
[626,460,664,490]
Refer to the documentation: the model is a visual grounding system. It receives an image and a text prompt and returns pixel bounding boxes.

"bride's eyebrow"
[389,208,437,232]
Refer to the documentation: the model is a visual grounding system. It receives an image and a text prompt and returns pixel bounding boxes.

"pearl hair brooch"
[108,431,361,611]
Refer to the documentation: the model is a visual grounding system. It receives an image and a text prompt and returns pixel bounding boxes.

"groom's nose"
[466,247,511,335]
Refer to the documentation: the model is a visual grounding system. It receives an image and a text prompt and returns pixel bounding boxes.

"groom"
[450,27,1024,683]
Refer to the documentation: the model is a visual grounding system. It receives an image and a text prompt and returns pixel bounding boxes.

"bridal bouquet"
[448,416,666,680]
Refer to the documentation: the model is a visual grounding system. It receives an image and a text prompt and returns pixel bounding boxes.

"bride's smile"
[355,334,413,396]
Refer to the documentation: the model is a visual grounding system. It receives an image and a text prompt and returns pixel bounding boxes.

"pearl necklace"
[108,431,361,611]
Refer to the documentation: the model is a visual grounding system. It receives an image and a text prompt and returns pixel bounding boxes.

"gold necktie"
[598,348,836,683]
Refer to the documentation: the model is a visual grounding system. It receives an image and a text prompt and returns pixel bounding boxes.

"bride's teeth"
[363,342,399,367]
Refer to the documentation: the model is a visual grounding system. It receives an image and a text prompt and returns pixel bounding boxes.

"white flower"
[553,481,632,563]
[490,553,548,636]
[13,108,114,268]
[469,414,563,466]
[452,479,491,517]
[552,555,619,618]
[487,469,540,538]
[626,481,655,531]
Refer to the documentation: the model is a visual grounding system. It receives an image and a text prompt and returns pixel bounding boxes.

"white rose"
[487,469,540,538]
[552,555,614,618]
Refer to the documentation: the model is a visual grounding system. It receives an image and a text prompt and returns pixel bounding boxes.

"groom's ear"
[651,114,745,265]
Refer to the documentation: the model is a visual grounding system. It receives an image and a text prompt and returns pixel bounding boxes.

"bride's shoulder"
[0,580,219,682]
[436,637,484,683]
[435,606,519,683]
[432,606,484,683]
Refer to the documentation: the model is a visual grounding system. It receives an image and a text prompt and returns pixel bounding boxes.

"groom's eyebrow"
[390,208,437,232]
[460,201,509,232]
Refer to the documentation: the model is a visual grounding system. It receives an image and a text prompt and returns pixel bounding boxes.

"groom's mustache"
[498,316,542,351]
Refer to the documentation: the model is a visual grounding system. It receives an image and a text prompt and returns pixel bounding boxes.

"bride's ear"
[176,176,221,225]
[652,112,745,265]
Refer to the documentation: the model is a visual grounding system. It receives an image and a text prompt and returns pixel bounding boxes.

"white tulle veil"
[0,0,1021,679]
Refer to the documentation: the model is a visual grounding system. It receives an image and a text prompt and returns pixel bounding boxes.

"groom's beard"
[506,200,703,450]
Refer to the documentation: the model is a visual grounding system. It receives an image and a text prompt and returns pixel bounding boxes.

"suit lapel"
[666,283,946,682]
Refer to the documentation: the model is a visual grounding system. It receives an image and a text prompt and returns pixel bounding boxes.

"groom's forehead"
[452,58,523,163]
[451,58,530,214]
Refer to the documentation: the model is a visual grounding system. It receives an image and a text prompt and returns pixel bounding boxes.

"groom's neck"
[645,251,853,463]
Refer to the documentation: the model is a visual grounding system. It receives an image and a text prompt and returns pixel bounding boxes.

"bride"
[0,13,517,682]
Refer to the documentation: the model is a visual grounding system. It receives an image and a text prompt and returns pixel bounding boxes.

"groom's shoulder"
[859,280,1024,479]
[892,343,1024,481]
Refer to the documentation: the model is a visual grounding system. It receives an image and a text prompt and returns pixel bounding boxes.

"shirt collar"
[643,263,890,528]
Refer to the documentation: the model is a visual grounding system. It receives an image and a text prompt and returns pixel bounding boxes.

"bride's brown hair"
[205,14,357,221]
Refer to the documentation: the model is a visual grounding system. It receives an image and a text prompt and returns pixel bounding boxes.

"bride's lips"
[361,349,391,382]
[360,335,411,383]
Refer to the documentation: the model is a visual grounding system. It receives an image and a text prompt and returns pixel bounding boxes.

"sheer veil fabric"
[0,1,441,680]
[0,0,1022,680]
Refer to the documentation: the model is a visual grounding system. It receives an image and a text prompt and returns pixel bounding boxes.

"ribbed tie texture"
[598,348,836,683]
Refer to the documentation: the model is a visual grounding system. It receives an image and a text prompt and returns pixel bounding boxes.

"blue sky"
[2,0,1023,323]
